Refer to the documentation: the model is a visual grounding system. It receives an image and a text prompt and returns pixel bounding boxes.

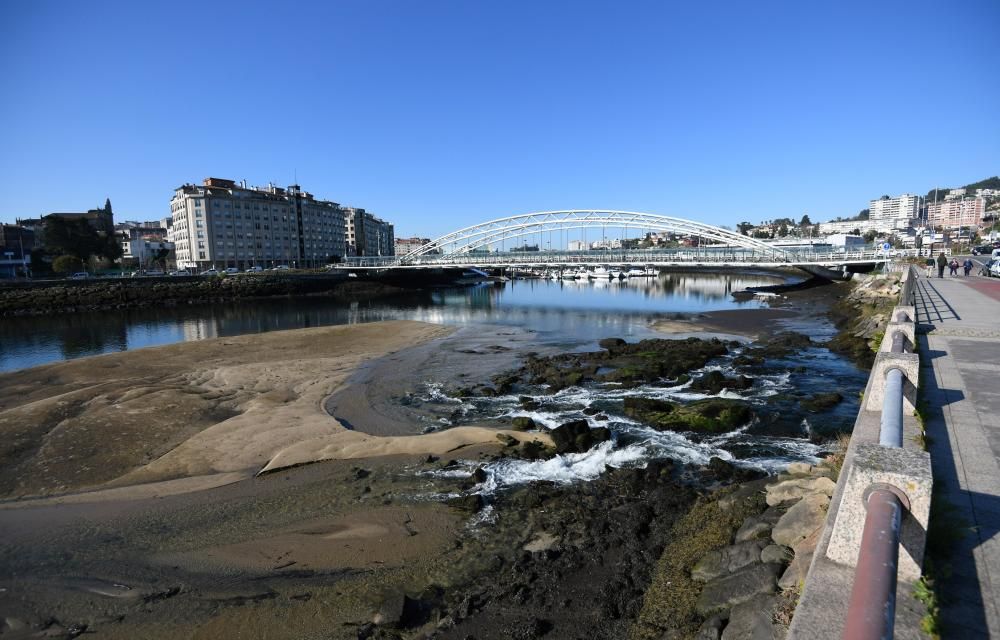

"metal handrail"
[842,265,918,639]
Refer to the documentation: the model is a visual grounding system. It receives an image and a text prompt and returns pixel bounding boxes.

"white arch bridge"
[341,210,887,274]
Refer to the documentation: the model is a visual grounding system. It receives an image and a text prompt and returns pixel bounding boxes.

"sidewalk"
[915,271,1000,638]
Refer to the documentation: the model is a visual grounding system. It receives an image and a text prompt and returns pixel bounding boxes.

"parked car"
[245,265,263,273]
[272,265,290,271]
[167,270,186,276]
[990,260,1000,278]
[67,272,89,280]
[199,268,218,276]
[145,269,165,276]
[224,267,240,274]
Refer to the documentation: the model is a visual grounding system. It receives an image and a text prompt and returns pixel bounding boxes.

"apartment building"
[868,194,919,232]
[170,178,347,270]
[926,197,985,230]
[394,237,432,256]
[344,207,394,256]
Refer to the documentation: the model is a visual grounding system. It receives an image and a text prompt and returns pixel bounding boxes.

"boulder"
[599,337,628,351]
[734,518,772,543]
[496,433,518,447]
[760,544,794,565]
[778,528,821,590]
[800,392,843,412]
[622,397,754,434]
[771,494,829,548]
[785,462,812,476]
[721,594,786,640]
[692,540,767,582]
[695,563,782,616]
[511,416,536,431]
[691,370,755,395]
[717,478,770,512]
[445,494,484,513]
[694,615,726,640]
[765,477,836,506]
[548,420,611,454]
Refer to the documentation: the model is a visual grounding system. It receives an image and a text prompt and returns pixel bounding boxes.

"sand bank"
[0,320,548,501]
[651,308,799,339]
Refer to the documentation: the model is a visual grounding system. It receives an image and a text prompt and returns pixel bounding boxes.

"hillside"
[926,175,1000,201]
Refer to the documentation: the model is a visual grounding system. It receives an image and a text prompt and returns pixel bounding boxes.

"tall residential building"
[170,178,347,270]
[868,194,919,232]
[344,207,394,256]
[927,197,985,230]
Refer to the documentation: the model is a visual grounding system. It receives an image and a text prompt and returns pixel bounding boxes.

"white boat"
[561,271,579,280]
[609,269,626,280]
[626,268,646,277]
[589,266,612,279]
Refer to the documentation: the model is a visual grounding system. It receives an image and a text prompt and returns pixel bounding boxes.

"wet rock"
[623,397,754,434]
[353,467,371,480]
[771,494,829,548]
[691,539,767,582]
[721,594,786,640]
[511,417,536,431]
[765,477,835,506]
[706,457,767,484]
[599,337,627,351]
[761,544,794,565]
[549,420,611,454]
[471,467,488,484]
[424,455,439,464]
[519,440,551,460]
[583,406,600,416]
[695,562,782,616]
[800,392,843,412]
[446,494,484,513]
[690,370,754,394]
[717,478,770,512]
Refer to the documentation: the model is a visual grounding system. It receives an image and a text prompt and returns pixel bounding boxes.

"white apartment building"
[868,194,919,232]
[344,207,394,256]
[170,178,347,270]
[818,219,879,235]
[567,240,587,251]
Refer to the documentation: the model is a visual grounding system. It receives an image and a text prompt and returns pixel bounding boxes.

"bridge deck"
[916,271,1000,638]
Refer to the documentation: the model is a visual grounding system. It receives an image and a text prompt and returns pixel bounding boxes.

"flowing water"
[0,271,867,487]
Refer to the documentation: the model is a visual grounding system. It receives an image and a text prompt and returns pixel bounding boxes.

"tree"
[778,222,789,237]
[52,254,82,274]
[151,247,170,270]
[863,230,878,243]
[737,222,753,236]
[799,214,812,226]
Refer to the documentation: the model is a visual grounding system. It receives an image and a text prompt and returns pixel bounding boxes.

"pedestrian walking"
[949,258,959,276]
[963,257,974,276]
[936,252,947,278]
[925,258,934,277]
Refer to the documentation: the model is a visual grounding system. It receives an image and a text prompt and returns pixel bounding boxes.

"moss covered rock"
[622,397,754,434]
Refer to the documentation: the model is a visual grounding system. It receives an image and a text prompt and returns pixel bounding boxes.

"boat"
[588,266,612,280]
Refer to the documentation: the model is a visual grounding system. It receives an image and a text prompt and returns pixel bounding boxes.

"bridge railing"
[790,265,933,639]
[339,248,890,269]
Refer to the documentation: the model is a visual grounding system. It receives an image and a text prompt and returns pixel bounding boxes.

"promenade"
[915,270,1000,638]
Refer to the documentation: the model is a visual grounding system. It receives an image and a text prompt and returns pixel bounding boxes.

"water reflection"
[0,272,784,373]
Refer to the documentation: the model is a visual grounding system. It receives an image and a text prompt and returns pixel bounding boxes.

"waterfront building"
[394,237,432,256]
[567,240,586,251]
[868,194,919,232]
[818,219,879,235]
[344,207,394,256]
[926,197,985,230]
[170,178,347,270]
[0,223,34,277]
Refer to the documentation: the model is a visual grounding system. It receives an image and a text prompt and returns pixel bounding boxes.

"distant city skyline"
[1,0,997,237]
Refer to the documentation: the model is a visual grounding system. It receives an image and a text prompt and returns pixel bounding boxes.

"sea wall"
[0,275,401,316]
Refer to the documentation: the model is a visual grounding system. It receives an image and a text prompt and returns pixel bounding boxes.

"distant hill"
[926,176,1000,201]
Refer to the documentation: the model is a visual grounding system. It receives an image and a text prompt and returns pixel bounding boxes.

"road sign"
[882,242,891,251]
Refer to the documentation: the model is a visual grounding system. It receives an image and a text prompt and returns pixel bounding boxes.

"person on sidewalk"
[937,252,947,278]
[925,258,935,277]
[963,257,974,276]
[949,258,959,276]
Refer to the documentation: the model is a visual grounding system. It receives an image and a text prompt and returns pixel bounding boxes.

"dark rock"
[691,370,755,394]
[496,433,518,447]
[760,544,794,565]
[353,468,371,480]
[694,614,727,640]
[471,467,488,483]
[800,392,843,412]
[623,397,754,434]
[705,457,767,484]
[549,420,611,454]
[511,417,536,431]
[583,407,600,416]
[446,494,484,513]
[598,337,628,351]
[734,517,773,543]
[695,563,782,616]
[691,539,767,582]
[520,440,551,460]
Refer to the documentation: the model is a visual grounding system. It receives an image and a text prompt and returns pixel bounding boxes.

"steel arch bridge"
[341,210,886,271]
[401,210,784,261]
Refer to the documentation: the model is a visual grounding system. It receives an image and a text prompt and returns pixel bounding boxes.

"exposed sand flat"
[0,320,548,501]
[652,308,799,339]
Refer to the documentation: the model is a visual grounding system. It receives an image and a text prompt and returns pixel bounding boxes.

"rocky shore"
[0,274,403,316]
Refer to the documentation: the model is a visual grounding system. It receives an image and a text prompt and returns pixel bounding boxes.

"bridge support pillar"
[826,443,932,581]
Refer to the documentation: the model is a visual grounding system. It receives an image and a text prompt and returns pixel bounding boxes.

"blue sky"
[1,0,997,238]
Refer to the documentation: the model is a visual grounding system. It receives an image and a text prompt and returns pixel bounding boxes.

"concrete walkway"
[915,270,1000,638]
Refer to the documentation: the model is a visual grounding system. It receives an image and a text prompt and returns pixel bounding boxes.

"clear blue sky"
[1,0,997,238]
